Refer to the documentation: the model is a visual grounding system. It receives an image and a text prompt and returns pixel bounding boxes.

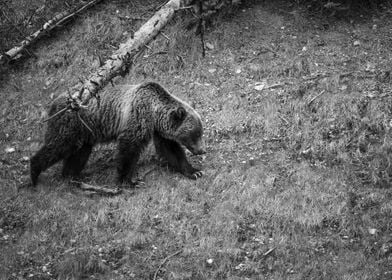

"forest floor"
[1,0,392,279]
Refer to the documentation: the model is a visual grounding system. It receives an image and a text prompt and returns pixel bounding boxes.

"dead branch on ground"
[71,180,122,196]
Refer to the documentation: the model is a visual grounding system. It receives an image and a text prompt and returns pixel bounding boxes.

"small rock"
[254,82,266,91]
[235,68,242,74]
[265,175,276,187]
[21,156,29,162]
[45,78,53,87]
[365,62,376,72]
[340,84,348,91]
[208,68,217,74]
[302,46,308,52]
[372,24,377,30]
[368,228,377,235]
[5,147,15,153]
[353,40,361,46]
[205,42,214,50]
[206,258,214,265]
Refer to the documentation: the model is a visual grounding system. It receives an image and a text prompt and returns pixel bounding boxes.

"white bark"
[0,0,104,64]
[74,0,194,104]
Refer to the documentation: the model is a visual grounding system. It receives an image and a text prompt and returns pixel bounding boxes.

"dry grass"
[1,0,392,279]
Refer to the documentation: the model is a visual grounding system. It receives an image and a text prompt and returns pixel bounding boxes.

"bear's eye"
[189,128,202,140]
[171,107,186,122]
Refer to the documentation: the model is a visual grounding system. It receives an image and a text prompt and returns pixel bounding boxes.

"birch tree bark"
[0,0,104,65]
[74,0,194,105]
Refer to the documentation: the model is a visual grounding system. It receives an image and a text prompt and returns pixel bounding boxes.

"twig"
[178,6,195,10]
[42,107,68,122]
[279,115,290,125]
[160,31,170,40]
[264,82,286,90]
[71,180,122,195]
[144,51,168,58]
[263,247,276,257]
[153,249,183,280]
[307,90,326,106]
[77,113,94,134]
[198,0,205,57]
[117,15,147,21]
[261,44,278,56]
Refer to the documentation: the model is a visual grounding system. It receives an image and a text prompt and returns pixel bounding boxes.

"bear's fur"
[30,82,205,186]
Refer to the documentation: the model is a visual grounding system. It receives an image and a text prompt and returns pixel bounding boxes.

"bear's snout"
[192,147,206,155]
[188,139,206,155]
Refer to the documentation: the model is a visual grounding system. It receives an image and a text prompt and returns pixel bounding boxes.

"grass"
[1,0,392,279]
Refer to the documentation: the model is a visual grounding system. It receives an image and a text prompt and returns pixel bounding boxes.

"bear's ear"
[171,107,186,123]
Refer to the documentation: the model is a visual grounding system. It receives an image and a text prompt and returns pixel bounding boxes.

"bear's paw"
[191,170,203,180]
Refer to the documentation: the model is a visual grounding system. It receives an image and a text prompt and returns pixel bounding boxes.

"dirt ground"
[1,1,392,279]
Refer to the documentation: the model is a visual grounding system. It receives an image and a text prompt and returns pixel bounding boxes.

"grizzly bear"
[30,82,205,186]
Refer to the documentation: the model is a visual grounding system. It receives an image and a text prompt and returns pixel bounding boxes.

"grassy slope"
[1,1,392,279]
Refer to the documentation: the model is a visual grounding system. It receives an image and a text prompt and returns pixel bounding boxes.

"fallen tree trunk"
[0,0,104,65]
[73,0,194,104]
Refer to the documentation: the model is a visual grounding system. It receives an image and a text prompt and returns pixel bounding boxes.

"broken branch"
[0,0,104,65]
[72,180,122,196]
[307,90,326,107]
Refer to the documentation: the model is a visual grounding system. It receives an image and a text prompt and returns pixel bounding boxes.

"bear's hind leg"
[30,144,67,186]
[153,134,202,179]
[62,144,93,179]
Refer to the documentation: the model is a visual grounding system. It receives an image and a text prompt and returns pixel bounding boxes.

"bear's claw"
[191,171,203,179]
[131,179,146,188]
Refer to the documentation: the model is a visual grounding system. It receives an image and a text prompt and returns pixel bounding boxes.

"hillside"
[1,1,392,279]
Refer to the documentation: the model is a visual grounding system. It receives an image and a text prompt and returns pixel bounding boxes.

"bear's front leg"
[153,134,203,179]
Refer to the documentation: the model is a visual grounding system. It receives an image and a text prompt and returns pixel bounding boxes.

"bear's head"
[159,106,205,155]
